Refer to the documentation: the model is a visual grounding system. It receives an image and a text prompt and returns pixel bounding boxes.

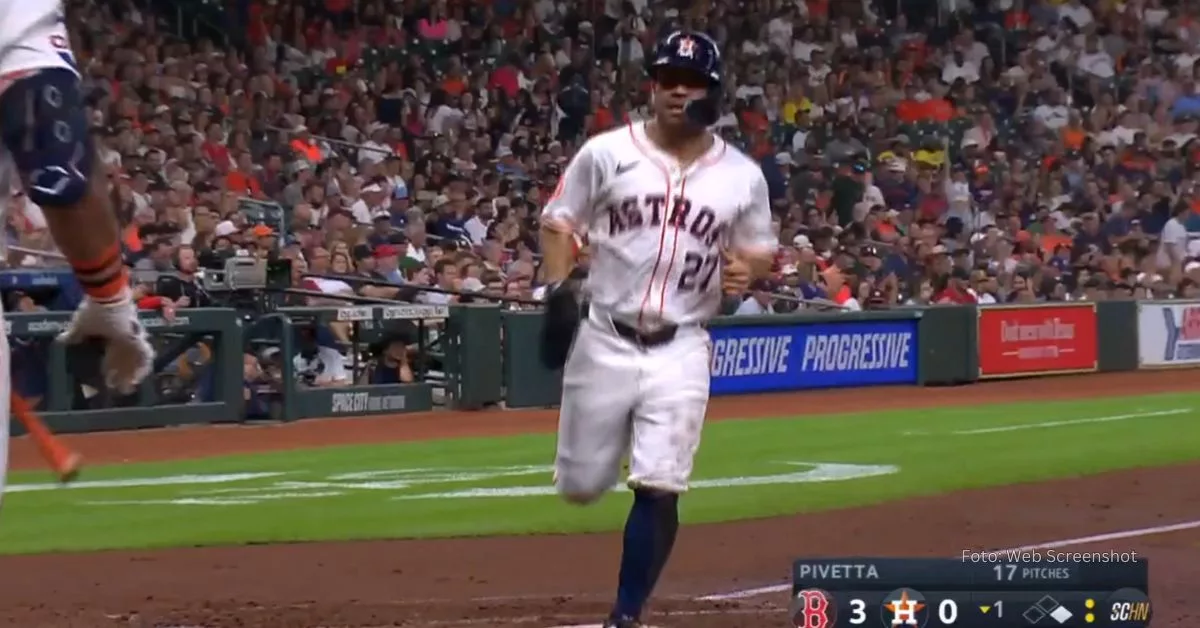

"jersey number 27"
[677,252,719,292]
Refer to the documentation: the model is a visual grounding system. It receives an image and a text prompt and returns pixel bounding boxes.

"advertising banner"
[977,304,1098,378]
[708,320,919,395]
[1136,301,1200,367]
[290,384,435,419]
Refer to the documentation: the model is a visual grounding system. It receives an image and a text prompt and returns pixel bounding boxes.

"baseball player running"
[0,3,155,503]
[539,30,776,628]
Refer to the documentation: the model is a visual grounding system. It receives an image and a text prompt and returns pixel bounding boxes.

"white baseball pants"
[553,309,710,503]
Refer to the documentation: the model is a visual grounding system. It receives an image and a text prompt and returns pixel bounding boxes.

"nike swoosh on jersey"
[615,161,640,176]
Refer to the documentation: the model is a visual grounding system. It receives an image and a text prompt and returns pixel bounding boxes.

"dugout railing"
[8,308,243,433]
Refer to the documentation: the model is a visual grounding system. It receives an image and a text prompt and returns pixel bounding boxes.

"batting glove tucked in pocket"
[539,279,584,370]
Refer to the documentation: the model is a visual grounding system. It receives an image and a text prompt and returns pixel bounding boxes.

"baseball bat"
[11,393,82,483]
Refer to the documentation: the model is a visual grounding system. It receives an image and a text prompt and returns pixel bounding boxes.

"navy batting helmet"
[647,30,722,127]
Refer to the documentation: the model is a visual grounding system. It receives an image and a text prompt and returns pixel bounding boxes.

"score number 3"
[677,252,720,292]
[848,599,867,624]
[846,598,960,624]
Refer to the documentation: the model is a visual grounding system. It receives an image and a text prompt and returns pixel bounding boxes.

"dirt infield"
[0,370,1196,627]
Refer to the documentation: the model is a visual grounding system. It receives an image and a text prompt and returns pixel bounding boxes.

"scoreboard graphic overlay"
[790,558,1149,628]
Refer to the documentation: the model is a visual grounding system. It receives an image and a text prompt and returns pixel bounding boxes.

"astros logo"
[677,37,696,58]
[885,589,926,627]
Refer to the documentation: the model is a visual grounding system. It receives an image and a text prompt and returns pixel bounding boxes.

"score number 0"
[846,598,960,624]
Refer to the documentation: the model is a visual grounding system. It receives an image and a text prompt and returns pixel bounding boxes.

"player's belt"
[610,319,678,348]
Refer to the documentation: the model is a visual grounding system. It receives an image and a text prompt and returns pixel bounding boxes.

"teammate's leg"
[554,319,639,504]
[0,67,127,298]
[608,328,710,623]
[0,21,154,393]
[0,10,126,289]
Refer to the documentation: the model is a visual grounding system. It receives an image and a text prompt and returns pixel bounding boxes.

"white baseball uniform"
[543,121,776,501]
[0,162,16,505]
[0,159,21,508]
[0,3,76,84]
[0,291,8,504]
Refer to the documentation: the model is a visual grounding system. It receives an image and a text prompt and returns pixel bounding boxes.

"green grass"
[1,391,1199,554]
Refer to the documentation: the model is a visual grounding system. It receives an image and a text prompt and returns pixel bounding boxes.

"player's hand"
[721,249,752,294]
[57,292,156,395]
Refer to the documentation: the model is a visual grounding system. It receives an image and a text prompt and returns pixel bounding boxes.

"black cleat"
[603,614,643,628]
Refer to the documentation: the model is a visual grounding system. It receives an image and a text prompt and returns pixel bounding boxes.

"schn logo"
[791,588,835,628]
[884,588,926,627]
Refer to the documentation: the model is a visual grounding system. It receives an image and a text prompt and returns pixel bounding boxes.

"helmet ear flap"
[683,85,721,128]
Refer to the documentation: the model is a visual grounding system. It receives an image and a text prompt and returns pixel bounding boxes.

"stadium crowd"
[8,0,1200,394]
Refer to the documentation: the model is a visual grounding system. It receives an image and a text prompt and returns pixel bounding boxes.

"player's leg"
[0,14,129,301]
[0,26,154,393]
[554,318,639,504]
[0,66,121,270]
[607,328,711,623]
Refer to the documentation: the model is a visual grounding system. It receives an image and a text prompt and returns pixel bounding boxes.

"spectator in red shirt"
[895,85,927,123]
[935,268,979,304]
[246,1,268,46]
[488,57,521,100]
[202,123,232,172]
[1006,6,1031,31]
[917,177,949,220]
[226,152,264,198]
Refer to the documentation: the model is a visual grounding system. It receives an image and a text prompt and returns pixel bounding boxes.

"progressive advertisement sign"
[977,304,1098,378]
[1137,301,1200,367]
[708,319,919,395]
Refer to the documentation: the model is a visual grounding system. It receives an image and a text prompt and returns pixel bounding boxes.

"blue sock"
[612,489,679,620]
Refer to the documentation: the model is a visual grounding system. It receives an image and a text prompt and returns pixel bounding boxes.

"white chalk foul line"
[695,518,1200,601]
[694,583,790,602]
[999,519,1200,552]
[905,408,1192,437]
[953,408,1191,435]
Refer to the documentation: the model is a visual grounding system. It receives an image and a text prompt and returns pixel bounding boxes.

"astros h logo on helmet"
[677,37,696,58]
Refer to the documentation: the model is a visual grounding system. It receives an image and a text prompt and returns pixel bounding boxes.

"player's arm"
[727,170,778,279]
[540,143,601,285]
[40,158,128,302]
